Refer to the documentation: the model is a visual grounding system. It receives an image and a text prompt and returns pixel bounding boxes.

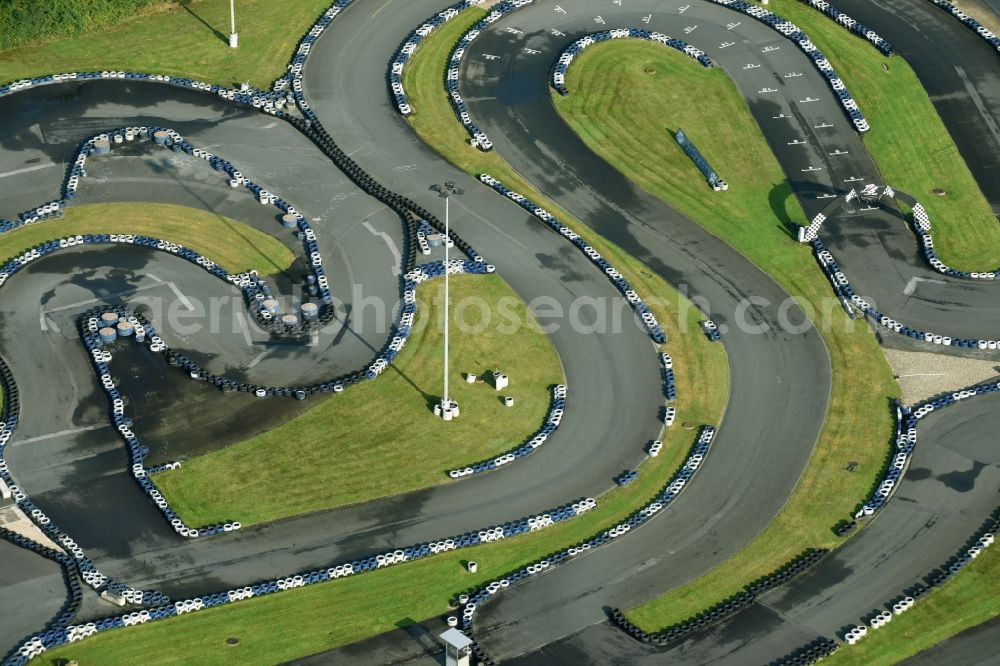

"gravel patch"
[883,348,1000,405]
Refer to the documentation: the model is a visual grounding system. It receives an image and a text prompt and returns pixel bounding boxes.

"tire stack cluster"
[388,0,488,115]
[0,354,168,644]
[928,508,998,586]
[797,0,893,55]
[28,497,598,663]
[858,382,1000,519]
[605,549,827,646]
[80,306,241,540]
[812,237,1000,350]
[838,511,997,651]
[552,29,712,96]
[455,428,718,662]
[926,0,1000,55]
[447,384,567,478]
[706,0,870,132]
[0,71,284,114]
[0,526,83,665]
[479,174,667,343]
[445,0,535,151]
[910,203,1000,280]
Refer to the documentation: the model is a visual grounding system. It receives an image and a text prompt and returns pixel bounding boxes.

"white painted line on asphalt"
[814,122,833,129]
[167,281,195,311]
[898,373,947,378]
[955,65,1000,147]
[0,162,56,180]
[39,309,47,332]
[13,424,107,446]
[903,276,947,296]
[43,282,164,313]
[248,349,273,368]
[362,220,402,276]
[371,0,394,18]
[235,311,254,347]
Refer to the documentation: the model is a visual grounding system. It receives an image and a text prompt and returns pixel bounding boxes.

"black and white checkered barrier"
[478,174,667,344]
[447,384,566,477]
[551,29,712,95]
[705,0,870,133]
[796,0,893,55]
[5,494,597,665]
[837,506,998,649]
[455,426,716,664]
[389,0,489,115]
[857,381,1000,518]
[910,202,1000,280]
[447,0,534,151]
[811,237,1000,350]
[926,0,1000,55]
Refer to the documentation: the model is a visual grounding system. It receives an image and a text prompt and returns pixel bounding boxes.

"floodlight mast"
[229,0,239,48]
[432,181,463,420]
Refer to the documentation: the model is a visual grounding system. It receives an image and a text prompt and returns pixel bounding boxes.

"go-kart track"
[0,0,997,664]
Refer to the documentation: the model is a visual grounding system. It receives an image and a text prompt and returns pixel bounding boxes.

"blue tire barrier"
[14,495,598,663]
[925,0,1000,56]
[453,427,718,661]
[445,0,535,151]
[551,29,712,96]
[479,174,667,344]
[832,508,998,651]
[796,0,893,55]
[857,381,1000,518]
[705,0,870,132]
[810,236,1000,352]
[388,0,490,116]
[447,384,567,477]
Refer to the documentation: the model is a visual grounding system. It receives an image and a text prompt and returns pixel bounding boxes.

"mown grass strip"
[767,0,1000,271]
[43,8,730,665]
[549,38,896,631]
[156,274,564,526]
[0,0,333,89]
[2,202,294,275]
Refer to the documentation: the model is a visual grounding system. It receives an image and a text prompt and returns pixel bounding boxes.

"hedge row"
[0,0,161,50]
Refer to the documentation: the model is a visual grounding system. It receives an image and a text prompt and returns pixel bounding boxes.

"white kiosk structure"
[439,628,473,666]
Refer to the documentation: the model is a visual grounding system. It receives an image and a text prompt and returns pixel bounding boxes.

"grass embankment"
[767,0,1000,271]
[3,202,293,274]
[551,40,898,631]
[44,9,731,665]
[0,0,332,89]
[156,274,564,526]
[0,0,164,50]
[44,248,728,665]
[827,546,1000,665]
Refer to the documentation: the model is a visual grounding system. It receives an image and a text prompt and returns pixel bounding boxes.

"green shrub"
[0,0,163,49]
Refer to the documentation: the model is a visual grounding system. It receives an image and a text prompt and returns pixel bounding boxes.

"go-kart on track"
[0,0,996,664]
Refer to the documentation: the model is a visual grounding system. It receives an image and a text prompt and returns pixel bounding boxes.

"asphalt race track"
[0,0,997,664]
